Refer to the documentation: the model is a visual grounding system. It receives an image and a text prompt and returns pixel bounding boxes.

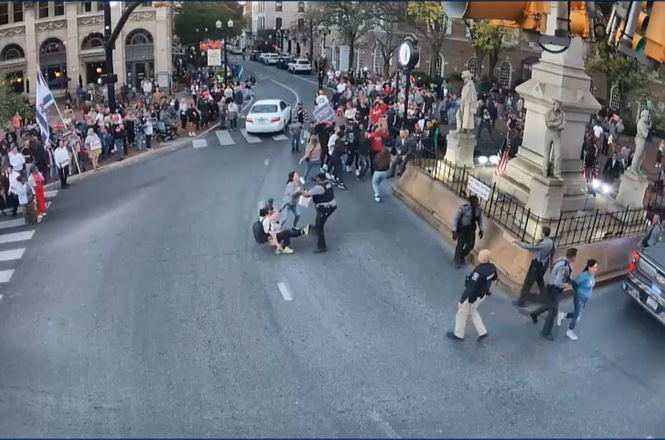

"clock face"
[399,42,411,66]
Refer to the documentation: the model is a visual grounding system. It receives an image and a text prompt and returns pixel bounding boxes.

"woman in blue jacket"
[557,259,598,341]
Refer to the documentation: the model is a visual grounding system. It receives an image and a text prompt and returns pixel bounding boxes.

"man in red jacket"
[369,99,388,129]
[369,126,388,173]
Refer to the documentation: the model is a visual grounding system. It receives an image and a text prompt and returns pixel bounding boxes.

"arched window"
[434,55,444,78]
[125,29,153,46]
[467,57,477,77]
[297,1,305,12]
[589,79,595,96]
[1,44,25,61]
[81,32,104,50]
[373,46,381,74]
[357,50,364,70]
[609,85,621,112]
[40,38,65,55]
[498,60,512,88]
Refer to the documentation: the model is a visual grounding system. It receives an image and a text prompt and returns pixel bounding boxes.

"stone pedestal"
[444,131,475,169]
[612,172,650,210]
[493,30,601,219]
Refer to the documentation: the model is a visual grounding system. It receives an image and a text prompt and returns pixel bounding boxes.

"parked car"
[257,52,271,63]
[230,46,243,54]
[245,99,292,134]
[251,50,262,61]
[262,53,280,65]
[288,58,312,74]
[624,243,665,325]
[276,56,294,70]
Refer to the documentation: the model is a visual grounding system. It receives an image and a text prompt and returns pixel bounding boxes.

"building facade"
[0,1,173,98]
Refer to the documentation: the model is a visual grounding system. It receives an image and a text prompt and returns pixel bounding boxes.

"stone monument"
[543,100,567,179]
[613,110,651,210]
[444,70,477,168]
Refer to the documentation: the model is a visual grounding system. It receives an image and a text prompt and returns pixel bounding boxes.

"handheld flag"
[494,136,511,177]
[36,71,55,147]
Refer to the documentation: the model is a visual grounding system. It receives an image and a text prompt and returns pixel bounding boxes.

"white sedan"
[245,100,292,134]
[288,58,312,74]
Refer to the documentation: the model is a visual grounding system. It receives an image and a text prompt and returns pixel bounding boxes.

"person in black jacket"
[447,249,498,342]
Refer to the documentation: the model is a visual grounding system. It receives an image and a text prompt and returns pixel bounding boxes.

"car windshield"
[298,61,308,64]
[251,105,278,114]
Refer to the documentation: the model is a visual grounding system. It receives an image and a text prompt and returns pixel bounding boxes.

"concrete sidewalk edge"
[44,122,221,190]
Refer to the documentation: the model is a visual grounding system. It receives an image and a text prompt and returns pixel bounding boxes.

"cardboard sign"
[313,103,335,123]
[207,49,222,66]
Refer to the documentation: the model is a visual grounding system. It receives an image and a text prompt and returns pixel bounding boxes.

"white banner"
[467,175,491,201]
[207,49,222,66]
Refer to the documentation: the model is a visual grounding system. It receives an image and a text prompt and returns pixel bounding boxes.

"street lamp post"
[398,36,419,120]
[222,19,234,86]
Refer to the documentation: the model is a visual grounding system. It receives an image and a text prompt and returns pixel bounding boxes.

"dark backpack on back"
[252,219,267,244]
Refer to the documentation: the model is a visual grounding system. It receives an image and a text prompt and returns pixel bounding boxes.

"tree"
[318,1,373,71]
[403,2,449,78]
[0,75,33,130]
[370,2,407,76]
[585,2,650,119]
[465,20,506,78]
[291,3,325,61]
[174,1,243,46]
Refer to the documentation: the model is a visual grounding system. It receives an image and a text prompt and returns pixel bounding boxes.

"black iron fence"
[411,148,648,247]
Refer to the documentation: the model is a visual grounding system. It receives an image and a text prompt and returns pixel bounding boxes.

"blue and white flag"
[36,71,55,147]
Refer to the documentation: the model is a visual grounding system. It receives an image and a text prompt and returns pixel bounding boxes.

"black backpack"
[252,219,267,244]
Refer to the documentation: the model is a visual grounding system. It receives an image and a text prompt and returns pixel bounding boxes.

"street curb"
[44,122,221,190]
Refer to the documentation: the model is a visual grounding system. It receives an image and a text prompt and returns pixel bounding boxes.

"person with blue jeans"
[300,135,322,184]
[280,171,302,229]
[371,147,391,203]
[557,258,597,341]
[112,120,125,162]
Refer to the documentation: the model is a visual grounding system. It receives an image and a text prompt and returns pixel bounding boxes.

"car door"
[279,101,289,122]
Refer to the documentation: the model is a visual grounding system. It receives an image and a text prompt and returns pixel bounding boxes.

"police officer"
[512,226,555,308]
[447,249,497,342]
[529,247,577,341]
[452,195,483,269]
[301,172,337,253]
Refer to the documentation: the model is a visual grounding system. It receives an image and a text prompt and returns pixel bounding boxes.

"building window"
[467,57,477,77]
[609,85,621,112]
[498,60,512,88]
[275,1,282,12]
[357,50,364,69]
[276,17,282,29]
[589,79,595,96]
[0,1,23,25]
[126,29,153,45]
[38,1,49,19]
[430,54,444,78]
[54,1,65,16]
[298,1,305,12]
[81,32,104,50]
[1,43,25,60]
[81,1,103,13]
[40,38,68,89]
[297,18,304,30]
[373,46,381,73]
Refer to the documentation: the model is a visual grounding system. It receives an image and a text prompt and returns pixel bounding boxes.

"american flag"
[494,136,511,176]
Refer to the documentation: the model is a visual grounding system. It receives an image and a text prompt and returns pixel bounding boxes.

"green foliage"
[291,3,325,60]
[318,1,373,70]
[465,20,506,77]
[370,2,407,75]
[0,75,33,129]
[447,72,463,82]
[404,2,448,75]
[174,1,243,46]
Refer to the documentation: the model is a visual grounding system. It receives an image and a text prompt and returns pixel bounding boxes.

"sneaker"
[302,224,310,236]
[512,300,526,308]
[477,333,489,342]
[300,177,306,185]
[346,165,351,173]
[374,196,381,203]
[337,182,346,190]
[446,331,463,341]
[281,247,294,254]
[274,247,282,255]
[556,312,566,327]
[355,169,360,177]
[566,330,578,341]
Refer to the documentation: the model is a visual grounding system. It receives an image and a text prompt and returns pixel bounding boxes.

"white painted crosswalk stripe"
[0,248,25,262]
[215,130,236,146]
[0,231,35,245]
[0,218,29,231]
[240,129,262,144]
[272,134,289,141]
[0,270,15,283]
[192,139,208,149]
[44,190,58,199]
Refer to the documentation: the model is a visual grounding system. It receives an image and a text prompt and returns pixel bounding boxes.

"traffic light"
[569,1,590,38]
[441,1,551,33]
[644,1,665,64]
[152,1,169,7]
[614,1,651,51]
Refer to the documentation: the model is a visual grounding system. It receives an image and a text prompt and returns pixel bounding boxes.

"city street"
[1,60,665,438]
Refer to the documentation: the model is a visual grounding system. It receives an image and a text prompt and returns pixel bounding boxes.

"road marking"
[0,270,15,283]
[369,411,401,439]
[0,231,35,245]
[215,130,236,146]
[272,134,289,141]
[270,79,301,107]
[240,129,262,144]
[44,190,58,199]
[192,139,208,149]
[277,282,293,301]
[0,218,29,231]
[242,96,255,113]
[0,248,25,262]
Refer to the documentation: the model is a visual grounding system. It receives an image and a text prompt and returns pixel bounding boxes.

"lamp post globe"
[228,19,234,28]
[216,20,222,29]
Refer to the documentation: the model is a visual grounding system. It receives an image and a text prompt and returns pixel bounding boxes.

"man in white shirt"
[53,144,71,189]
[7,165,20,217]
[336,81,347,95]
[315,91,329,108]
[8,145,25,172]
[593,124,603,139]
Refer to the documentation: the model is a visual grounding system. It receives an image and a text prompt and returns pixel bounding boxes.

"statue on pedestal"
[628,110,650,175]
[543,100,567,179]
[454,70,477,134]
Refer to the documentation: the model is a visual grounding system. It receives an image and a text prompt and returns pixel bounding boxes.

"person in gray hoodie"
[642,215,662,248]
[280,171,302,230]
[529,247,577,341]
[512,226,555,307]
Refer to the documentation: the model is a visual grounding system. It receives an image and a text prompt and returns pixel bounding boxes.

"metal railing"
[410,148,648,247]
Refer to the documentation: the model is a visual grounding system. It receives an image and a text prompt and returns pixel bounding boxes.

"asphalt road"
[1,59,665,438]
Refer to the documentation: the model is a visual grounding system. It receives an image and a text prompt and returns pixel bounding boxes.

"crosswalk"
[0,189,60,286]
[192,129,297,149]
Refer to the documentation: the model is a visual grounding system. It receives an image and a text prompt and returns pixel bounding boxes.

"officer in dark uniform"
[301,173,337,253]
[452,195,483,268]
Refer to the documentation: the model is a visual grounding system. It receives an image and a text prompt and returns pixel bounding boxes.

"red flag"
[494,137,511,176]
